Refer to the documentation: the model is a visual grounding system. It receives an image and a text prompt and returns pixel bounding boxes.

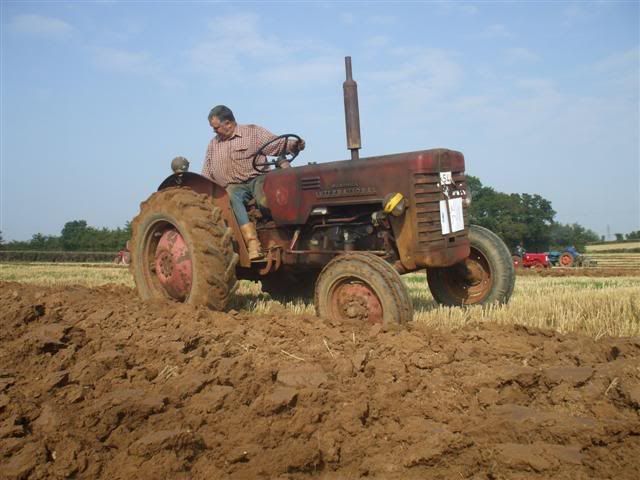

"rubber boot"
[240,223,264,261]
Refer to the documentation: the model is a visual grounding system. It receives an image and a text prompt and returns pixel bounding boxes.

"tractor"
[129,57,516,327]
[548,246,597,268]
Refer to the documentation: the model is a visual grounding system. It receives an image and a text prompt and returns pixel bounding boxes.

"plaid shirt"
[202,124,291,187]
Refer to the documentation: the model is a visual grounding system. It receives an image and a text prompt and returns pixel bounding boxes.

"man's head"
[208,105,236,140]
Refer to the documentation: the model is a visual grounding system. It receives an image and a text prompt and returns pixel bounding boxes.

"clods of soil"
[0,281,639,479]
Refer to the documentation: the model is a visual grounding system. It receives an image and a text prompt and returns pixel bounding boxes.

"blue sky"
[1,0,638,241]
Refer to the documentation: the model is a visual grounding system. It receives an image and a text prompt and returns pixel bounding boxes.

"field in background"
[586,241,640,252]
[1,262,638,338]
[585,252,640,269]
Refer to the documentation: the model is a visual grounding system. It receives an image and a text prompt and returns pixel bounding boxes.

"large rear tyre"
[314,252,413,326]
[427,225,515,306]
[130,188,238,310]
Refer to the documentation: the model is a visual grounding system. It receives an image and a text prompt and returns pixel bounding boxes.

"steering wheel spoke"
[252,134,302,173]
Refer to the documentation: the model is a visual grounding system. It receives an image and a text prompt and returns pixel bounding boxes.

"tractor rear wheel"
[314,252,413,326]
[130,187,238,310]
[427,225,515,306]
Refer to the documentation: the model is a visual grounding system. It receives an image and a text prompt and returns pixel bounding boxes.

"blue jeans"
[226,176,267,226]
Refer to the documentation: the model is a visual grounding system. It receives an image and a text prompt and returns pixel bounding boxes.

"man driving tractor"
[201,105,305,261]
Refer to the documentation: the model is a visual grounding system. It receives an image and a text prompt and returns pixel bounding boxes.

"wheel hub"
[463,260,485,286]
[154,229,192,301]
[333,282,383,324]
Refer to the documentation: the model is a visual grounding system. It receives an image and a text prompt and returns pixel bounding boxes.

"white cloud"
[593,47,639,73]
[259,57,342,85]
[339,13,355,25]
[366,49,462,108]
[506,47,540,63]
[92,47,155,75]
[515,77,557,94]
[435,1,479,15]
[481,24,513,38]
[188,13,290,75]
[452,95,491,112]
[187,13,340,88]
[10,14,73,38]
[90,46,180,87]
[367,15,397,26]
[364,35,390,48]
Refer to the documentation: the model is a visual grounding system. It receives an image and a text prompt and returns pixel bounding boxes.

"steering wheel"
[252,134,302,174]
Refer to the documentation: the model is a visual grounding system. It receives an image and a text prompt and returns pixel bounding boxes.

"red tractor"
[512,252,550,270]
[130,58,515,327]
[113,241,131,266]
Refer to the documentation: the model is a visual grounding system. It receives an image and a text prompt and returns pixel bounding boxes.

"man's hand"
[293,138,305,153]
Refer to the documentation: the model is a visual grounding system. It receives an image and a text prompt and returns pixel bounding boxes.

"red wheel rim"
[149,227,193,301]
[439,247,492,305]
[329,280,383,325]
[559,254,572,266]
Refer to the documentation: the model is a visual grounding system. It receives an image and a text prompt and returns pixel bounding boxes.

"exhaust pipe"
[343,56,361,161]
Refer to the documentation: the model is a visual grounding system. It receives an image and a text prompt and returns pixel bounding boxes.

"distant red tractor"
[512,251,550,270]
[113,241,131,266]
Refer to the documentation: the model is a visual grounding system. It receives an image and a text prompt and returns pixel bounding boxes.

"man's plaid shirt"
[201,124,289,187]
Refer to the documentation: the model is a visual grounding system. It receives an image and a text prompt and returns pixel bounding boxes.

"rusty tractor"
[130,57,515,327]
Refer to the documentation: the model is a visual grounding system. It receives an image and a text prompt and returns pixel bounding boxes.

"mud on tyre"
[130,187,238,310]
[427,224,515,306]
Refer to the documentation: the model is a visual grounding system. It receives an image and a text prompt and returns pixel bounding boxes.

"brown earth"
[0,281,639,479]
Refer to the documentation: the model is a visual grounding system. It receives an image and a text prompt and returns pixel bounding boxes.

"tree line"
[0,176,638,254]
[0,220,131,252]
[464,176,638,252]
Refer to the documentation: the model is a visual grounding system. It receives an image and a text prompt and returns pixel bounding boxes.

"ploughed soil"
[1,281,639,479]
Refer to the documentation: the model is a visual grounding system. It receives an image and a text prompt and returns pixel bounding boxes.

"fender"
[158,172,251,267]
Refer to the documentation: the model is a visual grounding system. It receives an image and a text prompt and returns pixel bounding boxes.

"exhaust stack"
[343,56,361,161]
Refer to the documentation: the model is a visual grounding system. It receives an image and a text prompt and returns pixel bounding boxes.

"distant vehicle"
[512,251,550,270]
[548,246,597,267]
[113,241,131,266]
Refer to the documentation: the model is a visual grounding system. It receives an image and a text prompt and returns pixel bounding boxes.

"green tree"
[626,230,640,240]
[61,220,88,250]
[467,175,555,251]
[549,223,599,252]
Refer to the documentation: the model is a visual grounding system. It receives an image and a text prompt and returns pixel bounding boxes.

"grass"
[1,262,639,338]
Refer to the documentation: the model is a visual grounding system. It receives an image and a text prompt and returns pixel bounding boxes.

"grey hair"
[207,105,236,123]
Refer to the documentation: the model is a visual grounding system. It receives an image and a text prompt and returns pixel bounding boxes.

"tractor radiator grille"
[413,172,468,250]
[300,176,321,190]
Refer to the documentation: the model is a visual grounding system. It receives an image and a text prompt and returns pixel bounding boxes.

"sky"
[1,0,638,242]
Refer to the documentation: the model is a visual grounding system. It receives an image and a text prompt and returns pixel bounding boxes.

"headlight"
[383,193,406,217]
[171,156,190,173]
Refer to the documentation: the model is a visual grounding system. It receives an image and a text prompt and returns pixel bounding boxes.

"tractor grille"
[413,171,468,250]
[300,176,321,190]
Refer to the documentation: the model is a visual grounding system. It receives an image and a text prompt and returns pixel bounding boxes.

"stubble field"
[1,263,639,479]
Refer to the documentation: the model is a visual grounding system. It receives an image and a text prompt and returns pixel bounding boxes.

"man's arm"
[201,141,215,180]
[254,125,305,157]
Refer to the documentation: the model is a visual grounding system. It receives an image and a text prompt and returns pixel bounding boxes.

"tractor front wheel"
[130,187,238,310]
[426,225,515,306]
[314,252,413,327]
